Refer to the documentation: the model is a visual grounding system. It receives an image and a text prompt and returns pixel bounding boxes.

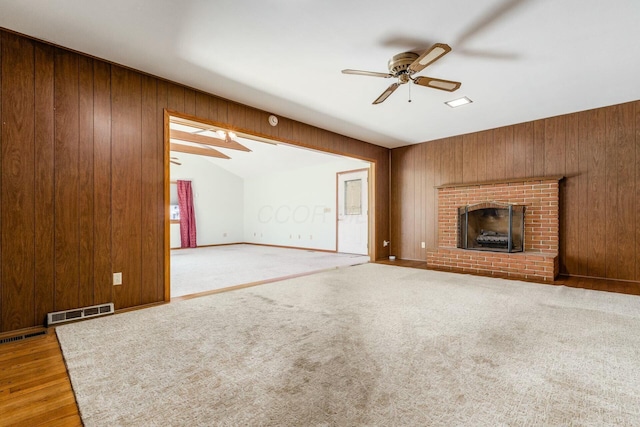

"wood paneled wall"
[0,29,390,333]
[391,100,640,283]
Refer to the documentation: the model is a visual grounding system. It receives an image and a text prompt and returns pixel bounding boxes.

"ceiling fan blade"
[170,160,182,165]
[342,69,393,78]
[456,0,529,46]
[413,76,461,92]
[373,83,400,104]
[408,43,452,73]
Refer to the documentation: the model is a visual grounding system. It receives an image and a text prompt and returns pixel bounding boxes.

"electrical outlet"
[113,272,122,286]
[421,242,426,249]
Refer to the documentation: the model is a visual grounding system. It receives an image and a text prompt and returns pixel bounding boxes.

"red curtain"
[177,180,197,248]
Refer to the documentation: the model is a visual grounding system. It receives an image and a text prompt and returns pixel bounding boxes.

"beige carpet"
[171,244,370,297]
[57,264,640,426]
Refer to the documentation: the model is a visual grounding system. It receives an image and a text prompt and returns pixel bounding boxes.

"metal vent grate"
[47,303,115,326]
[0,330,47,346]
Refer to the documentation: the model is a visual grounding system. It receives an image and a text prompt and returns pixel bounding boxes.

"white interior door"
[337,169,369,255]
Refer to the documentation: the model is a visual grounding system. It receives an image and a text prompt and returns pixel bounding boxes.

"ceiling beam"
[169,129,251,151]
[170,129,251,152]
[170,143,230,159]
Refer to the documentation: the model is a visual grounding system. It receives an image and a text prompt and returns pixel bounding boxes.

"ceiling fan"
[342,43,461,104]
[170,156,181,166]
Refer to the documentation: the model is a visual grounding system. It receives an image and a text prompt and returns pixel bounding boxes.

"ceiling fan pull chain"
[408,81,412,103]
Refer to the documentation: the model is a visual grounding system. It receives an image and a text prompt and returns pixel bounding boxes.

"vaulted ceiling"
[2,0,639,148]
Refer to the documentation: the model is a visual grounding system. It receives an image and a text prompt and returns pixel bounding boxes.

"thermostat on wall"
[268,114,278,126]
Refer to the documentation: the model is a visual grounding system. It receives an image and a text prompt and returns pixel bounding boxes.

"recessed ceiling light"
[445,96,473,108]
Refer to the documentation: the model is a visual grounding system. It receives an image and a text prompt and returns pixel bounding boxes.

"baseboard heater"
[47,302,115,326]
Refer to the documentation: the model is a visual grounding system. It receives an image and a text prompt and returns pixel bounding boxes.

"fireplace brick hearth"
[426,176,562,282]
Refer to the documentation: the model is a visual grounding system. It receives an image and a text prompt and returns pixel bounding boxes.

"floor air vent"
[47,302,115,326]
[0,330,47,346]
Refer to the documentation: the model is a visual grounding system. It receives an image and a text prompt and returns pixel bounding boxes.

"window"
[344,179,362,215]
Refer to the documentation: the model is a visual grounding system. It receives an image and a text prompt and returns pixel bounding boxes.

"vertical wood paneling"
[228,102,246,130]
[278,117,293,144]
[514,122,534,178]
[440,139,455,185]
[111,66,142,309]
[605,106,620,278]
[563,113,581,274]
[1,33,36,331]
[92,60,112,305]
[577,112,592,277]
[419,144,427,258]
[544,116,566,175]
[533,121,545,177]
[194,91,210,121]
[183,88,195,116]
[503,127,515,178]
[210,96,227,123]
[78,56,95,308]
[636,101,640,282]
[452,136,464,183]
[0,29,391,333]
[33,43,55,324]
[403,146,416,258]
[390,147,406,257]
[586,108,607,278]
[167,83,184,113]
[54,49,80,312]
[245,108,262,137]
[141,75,159,304]
[494,126,510,180]
[425,142,437,248]
[476,130,489,182]
[391,100,640,283]
[613,103,636,280]
[413,145,422,258]
[462,133,477,184]
[157,80,168,302]
[573,108,603,277]
[576,113,590,276]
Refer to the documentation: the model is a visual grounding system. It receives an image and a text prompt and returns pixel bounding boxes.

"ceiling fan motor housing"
[387,52,419,76]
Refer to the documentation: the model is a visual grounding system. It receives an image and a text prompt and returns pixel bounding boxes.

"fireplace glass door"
[458,203,524,253]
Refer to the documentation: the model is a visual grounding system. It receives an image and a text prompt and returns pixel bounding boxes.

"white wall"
[243,158,369,251]
[170,153,244,247]
[170,151,368,251]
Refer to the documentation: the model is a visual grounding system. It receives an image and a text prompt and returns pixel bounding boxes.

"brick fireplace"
[426,176,563,282]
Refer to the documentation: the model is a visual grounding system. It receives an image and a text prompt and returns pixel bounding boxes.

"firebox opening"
[458,203,524,253]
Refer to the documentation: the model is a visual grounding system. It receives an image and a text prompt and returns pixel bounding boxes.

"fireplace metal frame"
[458,202,525,253]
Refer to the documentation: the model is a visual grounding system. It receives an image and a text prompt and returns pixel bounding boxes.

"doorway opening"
[164,112,375,300]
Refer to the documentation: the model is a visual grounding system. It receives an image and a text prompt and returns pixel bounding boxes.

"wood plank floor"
[1,262,638,426]
[0,331,81,427]
[376,259,640,295]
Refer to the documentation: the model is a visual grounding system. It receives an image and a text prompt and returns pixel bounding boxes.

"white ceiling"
[2,0,639,148]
